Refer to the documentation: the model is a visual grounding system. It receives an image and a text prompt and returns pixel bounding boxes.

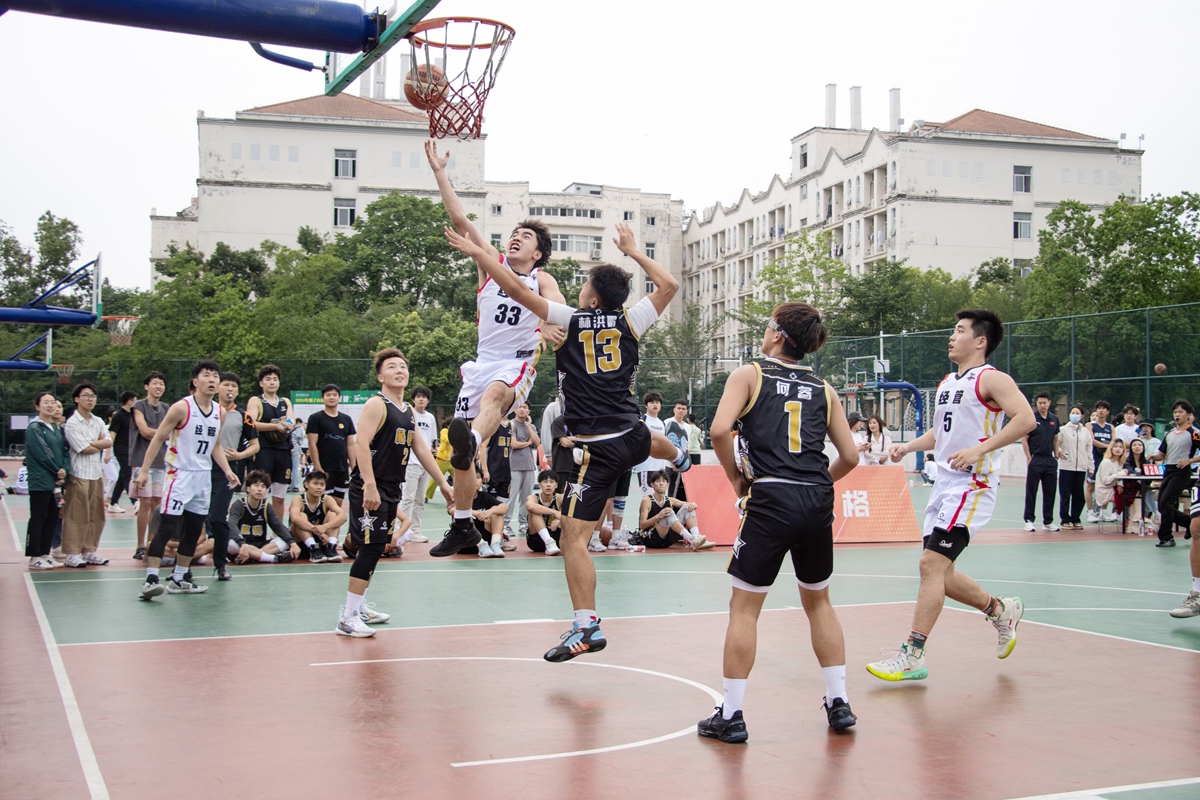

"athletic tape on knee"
[612,498,626,513]
[730,576,770,594]
[797,577,831,591]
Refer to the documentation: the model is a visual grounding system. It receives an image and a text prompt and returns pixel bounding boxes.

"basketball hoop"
[102,316,140,346]
[52,364,75,386]
[405,16,515,140]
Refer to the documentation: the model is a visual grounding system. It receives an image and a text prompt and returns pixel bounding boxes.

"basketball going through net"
[103,316,140,346]
[404,16,515,140]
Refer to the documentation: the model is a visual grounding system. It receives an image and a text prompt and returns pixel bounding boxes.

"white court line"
[22,574,110,800]
[942,606,1200,656]
[835,573,1183,597]
[306,655,723,768]
[1023,607,1173,613]
[3,495,24,552]
[31,567,733,584]
[1005,775,1200,799]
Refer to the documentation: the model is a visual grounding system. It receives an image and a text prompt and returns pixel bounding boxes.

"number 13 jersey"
[477,254,543,362]
[931,365,1002,480]
[736,359,834,486]
[165,396,222,473]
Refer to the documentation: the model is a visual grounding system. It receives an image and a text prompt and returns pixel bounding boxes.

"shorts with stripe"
[160,469,212,516]
[346,484,398,548]
[727,482,834,588]
[923,472,995,538]
[454,359,536,421]
[562,425,651,522]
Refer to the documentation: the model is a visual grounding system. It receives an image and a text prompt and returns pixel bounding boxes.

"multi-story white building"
[485,181,684,319]
[149,93,486,279]
[684,87,1143,358]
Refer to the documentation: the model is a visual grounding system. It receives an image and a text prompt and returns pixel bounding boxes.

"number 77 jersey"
[735,359,834,486]
[165,395,222,472]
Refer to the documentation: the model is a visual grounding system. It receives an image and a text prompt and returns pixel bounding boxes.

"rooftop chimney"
[825,83,837,128]
[849,86,862,130]
[889,88,902,132]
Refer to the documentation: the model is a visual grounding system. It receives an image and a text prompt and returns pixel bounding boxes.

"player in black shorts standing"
[446,222,691,661]
[246,365,295,522]
[696,303,862,744]
[336,348,453,637]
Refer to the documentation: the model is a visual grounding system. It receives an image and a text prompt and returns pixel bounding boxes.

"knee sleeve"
[349,542,385,581]
[227,539,241,556]
[175,511,206,558]
[612,498,626,514]
[148,513,182,558]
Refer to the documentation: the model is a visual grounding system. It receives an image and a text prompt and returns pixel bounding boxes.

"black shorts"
[727,482,835,588]
[606,470,632,500]
[346,485,398,547]
[644,528,683,548]
[484,481,510,501]
[255,448,292,486]
[563,425,652,522]
[922,525,970,562]
[323,470,349,499]
[526,526,561,552]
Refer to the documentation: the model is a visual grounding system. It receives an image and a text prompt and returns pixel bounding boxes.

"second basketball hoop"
[405,16,514,140]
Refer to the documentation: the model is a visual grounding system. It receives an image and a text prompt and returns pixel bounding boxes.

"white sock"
[145,567,157,579]
[471,430,482,447]
[1192,576,1200,593]
[397,529,414,546]
[821,665,848,706]
[259,553,276,563]
[722,678,747,718]
[537,528,552,544]
[573,608,597,628]
[171,565,188,581]
[453,509,473,520]
[345,592,364,614]
[679,529,696,543]
[304,537,317,548]
[688,524,701,538]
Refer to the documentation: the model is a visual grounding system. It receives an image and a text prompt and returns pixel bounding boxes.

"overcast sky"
[2,0,1196,291]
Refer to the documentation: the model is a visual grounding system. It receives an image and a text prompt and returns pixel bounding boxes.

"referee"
[1022,391,1061,532]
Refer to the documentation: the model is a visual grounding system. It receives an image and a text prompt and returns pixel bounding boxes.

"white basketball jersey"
[931,365,1003,480]
[165,396,222,472]
[476,253,542,362]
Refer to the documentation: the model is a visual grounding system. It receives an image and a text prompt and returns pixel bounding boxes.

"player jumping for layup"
[425,142,568,558]
[446,222,691,661]
[867,310,1035,681]
[698,303,862,744]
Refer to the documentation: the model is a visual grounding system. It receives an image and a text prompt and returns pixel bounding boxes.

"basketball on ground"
[404,63,447,110]
[1155,363,1167,374]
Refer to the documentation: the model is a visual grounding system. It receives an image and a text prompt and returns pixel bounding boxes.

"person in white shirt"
[1113,404,1141,444]
[61,382,113,568]
[399,385,440,544]
[861,415,893,465]
[1137,420,1161,457]
[635,392,670,495]
[847,411,869,465]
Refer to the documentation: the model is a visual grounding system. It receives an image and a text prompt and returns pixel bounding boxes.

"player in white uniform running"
[134,360,241,599]
[867,310,1035,681]
[424,141,569,557]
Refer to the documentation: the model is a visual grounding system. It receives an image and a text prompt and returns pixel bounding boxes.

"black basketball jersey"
[530,491,560,513]
[487,420,512,487]
[554,306,641,436]
[648,493,670,520]
[258,395,292,450]
[301,495,326,526]
[349,393,415,503]
[236,499,270,544]
[736,358,833,486]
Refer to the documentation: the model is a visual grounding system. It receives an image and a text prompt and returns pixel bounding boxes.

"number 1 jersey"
[736,359,833,486]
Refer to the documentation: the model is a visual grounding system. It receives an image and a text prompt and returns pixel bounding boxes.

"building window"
[854,221,860,246]
[1109,170,1118,185]
[855,176,861,203]
[959,162,968,178]
[529,207,602,219]
[1093,169,1102,185]
[334,150,356,178]
[1078,168,1087,184]
[623,211,635,221]
[231,143,242,159]
[645,242,656,259]
[799,143,808,169]
[392,152,403,167]
[645,276,655,294]
[1062,168,1071,183]
[334,198,356,227]
[799,217,808,229]
[490,233,502,249]
[411,152,420,168]
[1013,212,1032,239]
[1013,258,1033,277]
[890,161,897,188]
[490,204,502,216]
[551,233,603,254]
[289,146,299,162]
[927,160,936,176]
[645,216,657,226]
[1013,166,1032,192]
[890,207,897,235]
[800,183,808,200]
[250,144,261,160]
[788,205,792,228]
[269,145,280,161]
[943,160,953,177]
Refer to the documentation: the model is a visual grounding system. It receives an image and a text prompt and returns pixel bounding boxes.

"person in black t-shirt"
[1021,391,1061,531]
[306,384,357,506]
[106,391,137,511]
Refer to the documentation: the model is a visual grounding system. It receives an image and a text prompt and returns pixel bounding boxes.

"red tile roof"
[935,109,1103,140]
[243,94,426,123]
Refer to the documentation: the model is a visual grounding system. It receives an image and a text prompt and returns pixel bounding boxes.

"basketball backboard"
[324,0,442,96]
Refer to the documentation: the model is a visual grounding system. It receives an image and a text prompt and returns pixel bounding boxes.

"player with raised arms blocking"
[867,310,1035,681]
[336,348,454,638]
[446,222,692,661]
[424,142,569,558]
[696,303,862,744]
[135,360,241,599]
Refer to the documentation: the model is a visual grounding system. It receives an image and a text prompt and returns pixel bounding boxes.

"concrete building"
[684,87,1143,358]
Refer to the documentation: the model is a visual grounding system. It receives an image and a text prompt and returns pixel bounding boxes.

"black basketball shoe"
[823,697,857,732]
[697,706,748,744]
[447,417,477,471]
[429,518,481,557]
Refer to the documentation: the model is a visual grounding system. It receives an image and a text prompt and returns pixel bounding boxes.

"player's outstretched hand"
[613,222,637,255]
[542,323,566,345]
[425,140,449,172]
[888,443,907,463]
[444,226,480,257]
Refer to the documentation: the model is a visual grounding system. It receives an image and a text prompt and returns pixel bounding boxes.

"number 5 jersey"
[931,365,1002,480]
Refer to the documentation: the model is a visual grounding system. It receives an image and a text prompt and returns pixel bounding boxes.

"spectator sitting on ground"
[288,470,347,563]
[226,470,299,564]
[381,507,412,558]
[1094,439,1129,528]
[525,469,563,555]
[633,470,714,550]
[861,415,892,465]
[455,465,509,558]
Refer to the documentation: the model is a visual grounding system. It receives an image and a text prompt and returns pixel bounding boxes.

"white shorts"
[923,472,995,537]
[454,359,536,420]
[133,467,166,498]
[160,469,212,516]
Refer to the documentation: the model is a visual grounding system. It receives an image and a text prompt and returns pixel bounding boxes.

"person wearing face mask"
[1056,405,1094,529]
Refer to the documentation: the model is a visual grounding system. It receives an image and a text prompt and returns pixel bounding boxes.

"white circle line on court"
[307,655,723,768]
[1003,775,1200,799]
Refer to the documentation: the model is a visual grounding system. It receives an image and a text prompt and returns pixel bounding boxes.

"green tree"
[835,258,920,336]
[207,242,270,298]
[970,257,1028,324]
[0,212,85,307]
[377,308,478,405]
[641,301,722,401]
[544,257,583,306]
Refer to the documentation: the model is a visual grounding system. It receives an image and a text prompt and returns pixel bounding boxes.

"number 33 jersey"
[165,396,222,473]
[931,365,1002,480]
[477,254,543,362]
[735,359,834,486]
